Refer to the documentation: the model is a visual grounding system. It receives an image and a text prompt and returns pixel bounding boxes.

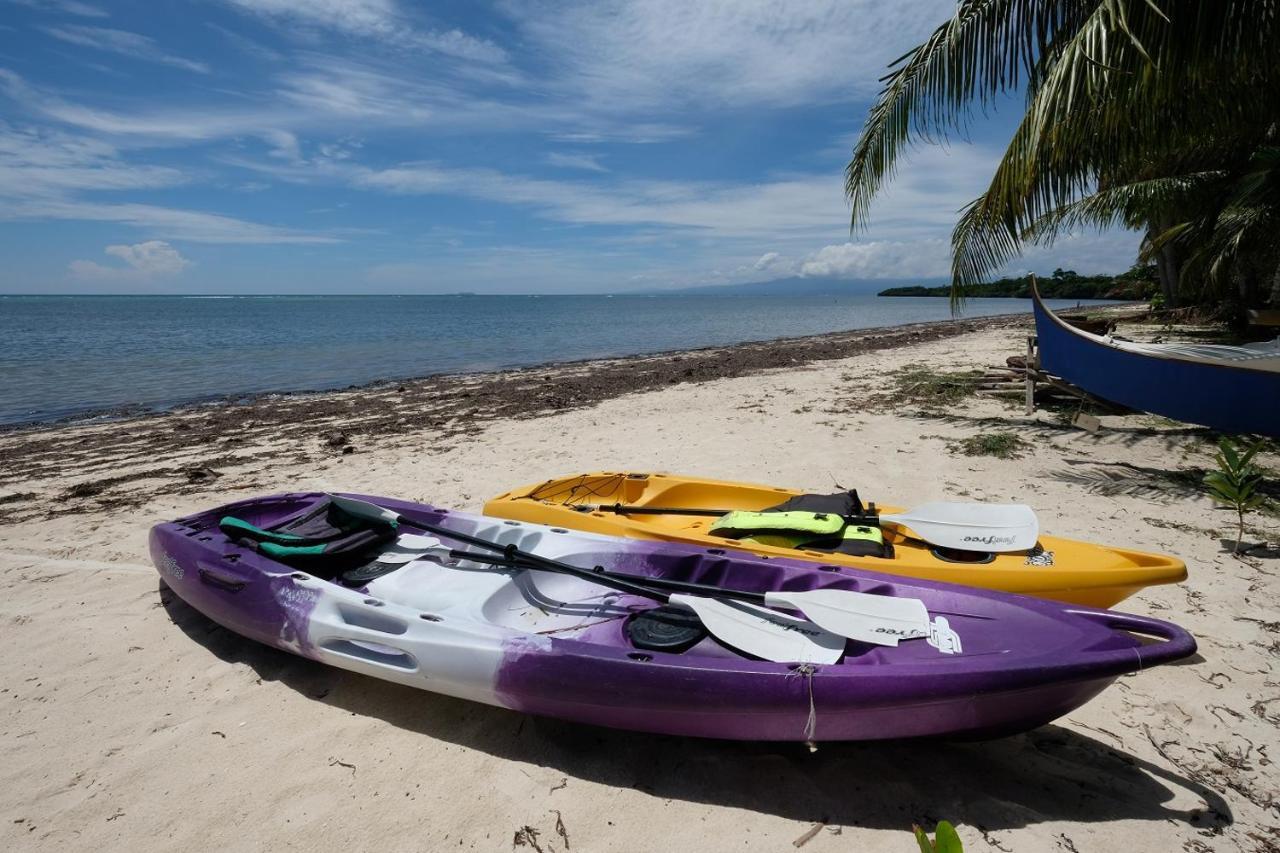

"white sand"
[1,323,1277,852]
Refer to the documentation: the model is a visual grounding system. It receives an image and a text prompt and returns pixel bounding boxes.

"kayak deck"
[484,472,1187,608]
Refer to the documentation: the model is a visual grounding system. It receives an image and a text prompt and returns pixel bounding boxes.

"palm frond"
[845,0,1280,306]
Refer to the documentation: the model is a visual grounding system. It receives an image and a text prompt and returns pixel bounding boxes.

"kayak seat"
[219,498,397,578]
[708,492,895,559]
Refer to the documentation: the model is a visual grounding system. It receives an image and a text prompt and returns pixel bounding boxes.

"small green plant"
[1204,436,1267,554]
[947,431,1030,459]
[913,820,964,852]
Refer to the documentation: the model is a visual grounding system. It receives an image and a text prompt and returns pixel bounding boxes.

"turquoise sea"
[0,294,1108,426]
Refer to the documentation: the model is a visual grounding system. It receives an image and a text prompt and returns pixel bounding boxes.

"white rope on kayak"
[787,663,819,751]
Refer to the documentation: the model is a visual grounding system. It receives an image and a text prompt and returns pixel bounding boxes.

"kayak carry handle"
[1070,609,1197,669]
[198,567,246,592]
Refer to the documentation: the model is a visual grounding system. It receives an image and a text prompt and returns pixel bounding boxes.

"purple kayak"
[149,491,1195,742]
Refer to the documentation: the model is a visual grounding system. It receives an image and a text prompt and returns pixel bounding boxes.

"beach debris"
[184,465,221,484]
[883,364,983,408]
[512,826,544,852]
[342,445,355,455]
[1251,697,1280,725]
[552,810,570,849]
[320,429,349,449]
[60,480,106,500]
[1071,412,1101,432]
[792,822,825,848]
[327,757,356,775]
[945,432,1030,460]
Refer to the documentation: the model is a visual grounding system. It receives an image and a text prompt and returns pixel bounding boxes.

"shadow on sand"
[905,410,1213,451]
[161,582,1232,834]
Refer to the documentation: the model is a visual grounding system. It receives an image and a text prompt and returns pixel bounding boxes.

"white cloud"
[5,0,108,17]
[798,239,950,279]
[43,26,211,74]
[0,123,187,198]
[753,251,784,271]
[311,141,999,245]
[70,240,191,281]
[0,123,341,244]
[107,240,191,273]
[13,199,342,244]
[261,129,302,161]
[2,57,690,151]
[1011,229,1141,277]
[506,0,954,110]
[222,0,507,63]
[544,151,609,172]
[274,61,439,122]
[349,163,847,237]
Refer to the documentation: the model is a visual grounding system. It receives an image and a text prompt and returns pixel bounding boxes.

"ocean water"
[0,294,1107,426]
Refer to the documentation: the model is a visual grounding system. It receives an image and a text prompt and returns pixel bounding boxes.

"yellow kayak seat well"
[483,471,1187,608]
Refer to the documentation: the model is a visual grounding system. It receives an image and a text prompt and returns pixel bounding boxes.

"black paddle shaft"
[447,549,771,606]
[581,502,882,527]
[400,516,698,604]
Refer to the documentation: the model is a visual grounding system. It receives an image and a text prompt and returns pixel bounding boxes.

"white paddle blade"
[763,589,929,647]
[668,594,845,664]
[881,502,1039,553]
[331,494,402,526]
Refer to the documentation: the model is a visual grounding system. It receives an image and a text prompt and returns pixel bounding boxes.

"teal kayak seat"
[219,498,396,568]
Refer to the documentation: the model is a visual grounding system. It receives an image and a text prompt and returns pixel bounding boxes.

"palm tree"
[845,1,1280,306]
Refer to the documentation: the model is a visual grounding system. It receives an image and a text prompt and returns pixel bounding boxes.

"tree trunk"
[1149,222,1180,307]
[1269,259,1280,307]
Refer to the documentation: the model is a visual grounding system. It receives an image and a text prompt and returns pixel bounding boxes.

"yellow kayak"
[484,472,1187,608]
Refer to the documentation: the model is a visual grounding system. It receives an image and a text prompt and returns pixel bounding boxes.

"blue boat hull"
[1031,288,1280,438]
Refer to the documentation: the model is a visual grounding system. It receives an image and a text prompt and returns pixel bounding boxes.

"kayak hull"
[151,492,1195,742]
[484,473,1187,607]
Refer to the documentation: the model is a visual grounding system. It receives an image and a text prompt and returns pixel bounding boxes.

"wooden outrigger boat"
[1031,281,1280,437]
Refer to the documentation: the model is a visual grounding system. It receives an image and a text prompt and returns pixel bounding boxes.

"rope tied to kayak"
[787,663,819,751]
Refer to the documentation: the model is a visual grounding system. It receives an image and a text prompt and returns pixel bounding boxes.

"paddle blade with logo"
[668,594,846,664]
[880,502,1039,553]
[763,589,930,647]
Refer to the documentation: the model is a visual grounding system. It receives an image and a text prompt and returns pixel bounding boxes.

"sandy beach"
[1,314,1277,853]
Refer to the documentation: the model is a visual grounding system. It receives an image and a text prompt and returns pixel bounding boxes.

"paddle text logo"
[761,615,824,638]
[962,534,1017,546]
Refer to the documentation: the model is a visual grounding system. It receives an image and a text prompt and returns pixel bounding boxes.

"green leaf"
[934,821,965,853]
[1237,440,1263,468]
[913,824,935,853]
[1220,438,1241,471]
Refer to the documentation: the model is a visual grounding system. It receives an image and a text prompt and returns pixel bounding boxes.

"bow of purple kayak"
[149,492,1195,742]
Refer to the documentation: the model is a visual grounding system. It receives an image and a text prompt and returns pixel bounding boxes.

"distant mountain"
[656,276,950,297]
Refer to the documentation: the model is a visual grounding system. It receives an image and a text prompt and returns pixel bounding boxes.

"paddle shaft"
[398,517,682,604]
[448,549,772,606]
[583,502,882,527]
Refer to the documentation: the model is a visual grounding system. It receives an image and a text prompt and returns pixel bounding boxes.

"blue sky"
[0,0,1139,294]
